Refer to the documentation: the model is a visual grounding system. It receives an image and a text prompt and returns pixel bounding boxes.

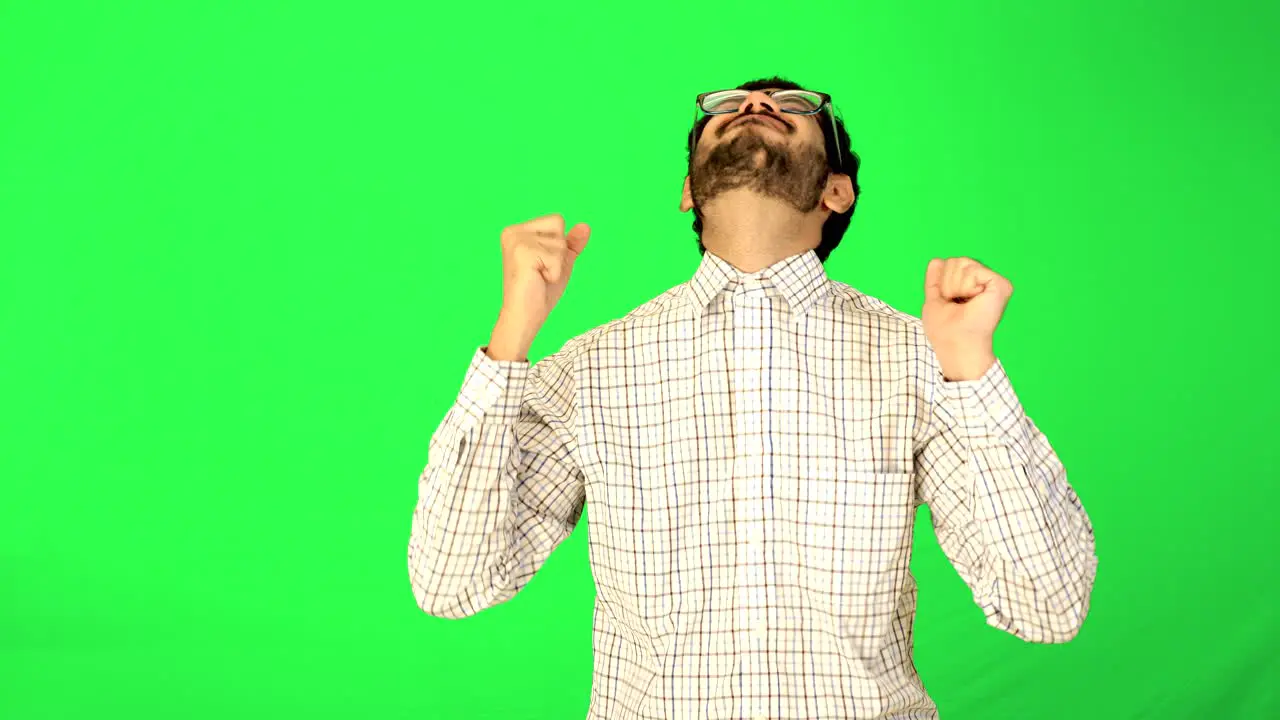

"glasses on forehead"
[691,88,843,172]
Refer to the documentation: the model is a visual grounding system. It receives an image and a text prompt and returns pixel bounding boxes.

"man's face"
[687,88,833,216]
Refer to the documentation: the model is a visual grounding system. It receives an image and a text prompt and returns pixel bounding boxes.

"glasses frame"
[691,88,844,173]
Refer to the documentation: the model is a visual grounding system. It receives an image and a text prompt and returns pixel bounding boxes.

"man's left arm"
[915,356,1098,642]
[913,257,1098,643]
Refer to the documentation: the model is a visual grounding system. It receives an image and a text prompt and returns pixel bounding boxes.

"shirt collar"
[685,249,830,317]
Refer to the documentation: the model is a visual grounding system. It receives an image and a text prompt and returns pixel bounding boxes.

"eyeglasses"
[691,88,843,172]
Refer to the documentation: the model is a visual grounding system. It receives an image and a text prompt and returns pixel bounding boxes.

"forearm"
[408,415,524,619]
[928,360,1098,642]
[406,347,534,618]
[965,433,1097,642]
[407,347,585,620]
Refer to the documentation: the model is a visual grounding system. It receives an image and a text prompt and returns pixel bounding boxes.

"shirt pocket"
[799,469,916,615]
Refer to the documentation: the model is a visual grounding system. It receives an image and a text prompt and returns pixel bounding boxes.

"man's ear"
[823,173,856,214]
[680,176,694,213]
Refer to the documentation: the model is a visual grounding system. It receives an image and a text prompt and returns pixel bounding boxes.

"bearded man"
[408,76,1098,720]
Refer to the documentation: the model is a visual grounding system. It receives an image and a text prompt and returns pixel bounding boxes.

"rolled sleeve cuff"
[937,359,1027,448]
[455,347,530,426]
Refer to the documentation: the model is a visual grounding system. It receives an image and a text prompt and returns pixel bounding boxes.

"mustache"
[718,111,793,137]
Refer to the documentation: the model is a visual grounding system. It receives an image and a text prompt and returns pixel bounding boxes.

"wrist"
[487,313,539,362]
[935,345,996,382]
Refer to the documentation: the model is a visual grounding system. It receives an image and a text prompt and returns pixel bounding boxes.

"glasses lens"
[701,90,747,113]
[773,90,823,113]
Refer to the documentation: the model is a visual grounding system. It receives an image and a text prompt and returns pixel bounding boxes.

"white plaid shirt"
[409,249,1097,719]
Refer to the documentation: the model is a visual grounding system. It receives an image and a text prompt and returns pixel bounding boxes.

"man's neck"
[699,190,825,273]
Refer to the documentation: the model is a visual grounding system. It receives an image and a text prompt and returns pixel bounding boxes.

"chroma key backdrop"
[1,1,1276,718]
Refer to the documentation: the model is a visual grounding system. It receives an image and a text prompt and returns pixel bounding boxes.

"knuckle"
[537,214,566,233]
[502,227,533,248]
[512,241,537,262]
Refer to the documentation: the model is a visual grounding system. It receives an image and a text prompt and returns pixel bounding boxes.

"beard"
[689,128,830,215]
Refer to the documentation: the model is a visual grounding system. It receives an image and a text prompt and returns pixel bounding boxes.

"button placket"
[728,280,778,711]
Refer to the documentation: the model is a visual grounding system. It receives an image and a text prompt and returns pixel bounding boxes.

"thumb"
[924,258,944,301]
[566,223,591,256]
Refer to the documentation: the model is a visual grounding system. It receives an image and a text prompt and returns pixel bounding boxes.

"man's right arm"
[407,345,584,619]
[408,213,593,619]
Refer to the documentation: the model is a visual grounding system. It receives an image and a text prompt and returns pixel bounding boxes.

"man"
[408,76,1098,719]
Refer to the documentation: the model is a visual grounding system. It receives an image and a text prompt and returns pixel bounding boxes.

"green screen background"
[2,1,1277,718]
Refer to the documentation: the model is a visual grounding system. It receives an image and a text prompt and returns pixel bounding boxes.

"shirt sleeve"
[407,346,586,619]
[912,351,1098,643]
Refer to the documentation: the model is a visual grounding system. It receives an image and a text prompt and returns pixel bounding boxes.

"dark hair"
[685,76,861,263]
